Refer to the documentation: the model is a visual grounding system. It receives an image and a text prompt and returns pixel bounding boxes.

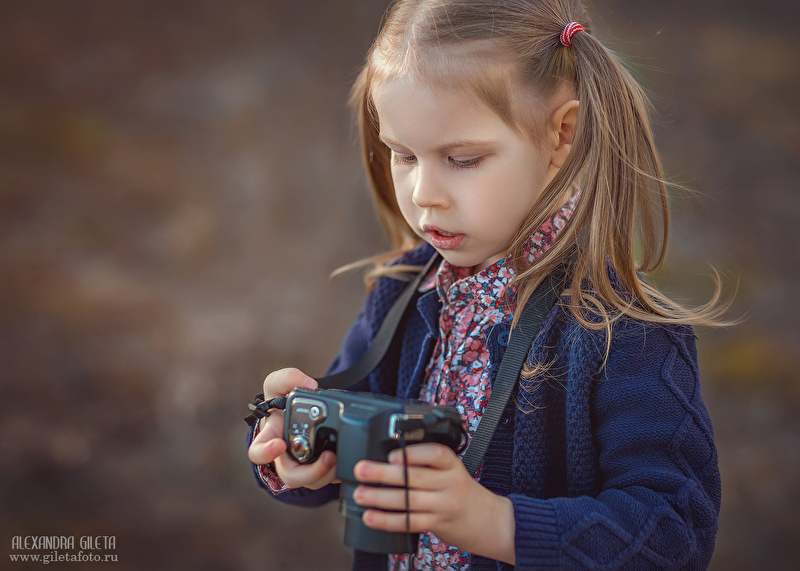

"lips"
[423,225,465,250]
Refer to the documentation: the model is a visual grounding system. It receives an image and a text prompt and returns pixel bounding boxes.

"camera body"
[283,387,463,554]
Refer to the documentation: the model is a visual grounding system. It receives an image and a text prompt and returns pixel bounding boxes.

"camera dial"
[287,396,329,463]
[289,434,312,462]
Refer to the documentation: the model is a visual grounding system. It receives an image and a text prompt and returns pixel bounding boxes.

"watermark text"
[9,536,117,565]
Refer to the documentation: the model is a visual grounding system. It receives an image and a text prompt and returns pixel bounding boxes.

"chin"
[433,250,482,271]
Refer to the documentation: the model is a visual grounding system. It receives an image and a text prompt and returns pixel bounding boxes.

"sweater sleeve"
[510,321,720,570]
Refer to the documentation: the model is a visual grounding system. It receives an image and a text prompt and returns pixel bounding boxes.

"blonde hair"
[347,0,730,333]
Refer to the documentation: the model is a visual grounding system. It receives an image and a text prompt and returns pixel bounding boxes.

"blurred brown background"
[1,0,798,569]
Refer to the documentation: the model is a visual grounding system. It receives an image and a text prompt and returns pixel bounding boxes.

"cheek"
[390,168,405,200]
[391,173,416,220]
[475,174,540,238]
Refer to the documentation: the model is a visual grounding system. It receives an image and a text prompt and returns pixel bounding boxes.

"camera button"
[309,405,322,421]
[290,435,312,463]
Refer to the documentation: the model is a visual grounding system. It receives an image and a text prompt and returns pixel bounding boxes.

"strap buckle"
[243,394,287,426]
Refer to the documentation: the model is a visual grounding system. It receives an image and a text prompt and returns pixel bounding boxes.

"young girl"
[248,1,726,569]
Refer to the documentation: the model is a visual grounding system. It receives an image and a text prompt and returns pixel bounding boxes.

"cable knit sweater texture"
[248,244,720,571]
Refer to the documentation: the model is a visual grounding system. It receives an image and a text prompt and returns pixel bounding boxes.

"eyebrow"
[379,135,494,154]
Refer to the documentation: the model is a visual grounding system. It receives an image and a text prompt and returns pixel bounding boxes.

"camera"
[283,387,464,554]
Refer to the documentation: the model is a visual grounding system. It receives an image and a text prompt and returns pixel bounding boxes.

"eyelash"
[391,152,417,166]
[449,157,483,169]
[391,152,483,170]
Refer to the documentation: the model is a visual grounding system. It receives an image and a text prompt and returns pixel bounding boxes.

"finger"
[354,444,459,487]
[248,437,287,465]
[353,485,438,512]
[251,411,285,443]
[275,449,337,489]
[361,508,438,534]
[248,411,287,465]
[262,368,318,399]
[386,443,458,469]
[354,460,445,490]
[305,457,338,491]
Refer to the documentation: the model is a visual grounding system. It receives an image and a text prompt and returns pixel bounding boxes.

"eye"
[449,156,484,169]
[391,151,417,166]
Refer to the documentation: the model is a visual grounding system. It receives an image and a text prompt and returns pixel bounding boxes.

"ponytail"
[511,20,730,332]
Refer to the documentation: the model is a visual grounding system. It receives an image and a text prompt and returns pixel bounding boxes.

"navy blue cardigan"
[248,244,720,570]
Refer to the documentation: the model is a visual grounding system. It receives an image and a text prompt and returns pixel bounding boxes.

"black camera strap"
[461,268,565,475]
[314,252,442,390]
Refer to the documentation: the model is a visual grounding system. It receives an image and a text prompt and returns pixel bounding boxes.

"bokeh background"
[1,0,798,569]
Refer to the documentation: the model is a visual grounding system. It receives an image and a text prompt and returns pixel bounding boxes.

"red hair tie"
[560,22,584,47]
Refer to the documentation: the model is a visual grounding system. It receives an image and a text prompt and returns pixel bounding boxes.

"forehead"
[372,72,550,153]
[368,45,548,144]
[372,77,487,119]
[372,78,525,152]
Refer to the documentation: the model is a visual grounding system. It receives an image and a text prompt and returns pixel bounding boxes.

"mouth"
[423,225,466,250]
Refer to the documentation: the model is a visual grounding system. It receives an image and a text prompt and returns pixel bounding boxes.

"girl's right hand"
[247,368,338,490]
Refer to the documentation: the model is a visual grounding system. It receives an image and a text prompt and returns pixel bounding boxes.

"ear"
[550,99,579,169]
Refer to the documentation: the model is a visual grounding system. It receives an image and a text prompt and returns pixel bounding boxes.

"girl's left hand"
[352,443,516,565]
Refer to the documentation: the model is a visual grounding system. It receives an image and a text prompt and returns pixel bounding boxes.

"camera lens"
[339,482,418,554]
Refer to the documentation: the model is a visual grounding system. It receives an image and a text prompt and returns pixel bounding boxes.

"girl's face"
[373,79,558,273]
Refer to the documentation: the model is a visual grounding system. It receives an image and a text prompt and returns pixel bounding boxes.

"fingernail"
[301,377,317,389]
[362,510,375,526]
[353,463,365,480]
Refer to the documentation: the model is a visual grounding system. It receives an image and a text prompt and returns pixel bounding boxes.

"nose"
[411,164,448,208]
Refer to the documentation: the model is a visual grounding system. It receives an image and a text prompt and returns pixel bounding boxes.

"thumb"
[248,434,287,465]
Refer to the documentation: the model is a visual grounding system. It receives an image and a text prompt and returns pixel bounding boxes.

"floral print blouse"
[389,193,577,571]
